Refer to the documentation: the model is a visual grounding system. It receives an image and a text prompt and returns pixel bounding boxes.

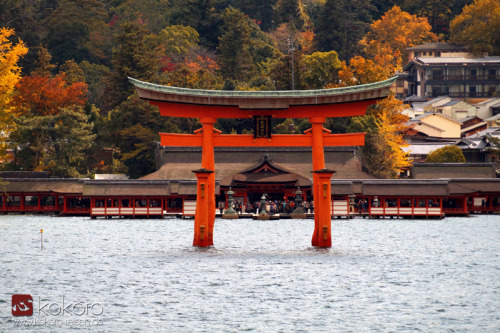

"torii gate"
[130,77,395,247]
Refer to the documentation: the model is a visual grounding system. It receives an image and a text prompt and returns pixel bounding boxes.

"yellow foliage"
[372,96,412,176]
[0,27,28,159]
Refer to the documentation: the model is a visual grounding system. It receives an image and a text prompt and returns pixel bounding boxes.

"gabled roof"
[410,112,462,124]
[401,143,449,155]
[413,56,500,65]
[442,100,463,107]
[220,154,312,187]
[422,96,450,107]
[406,43,466,51]
[475,98,500,106]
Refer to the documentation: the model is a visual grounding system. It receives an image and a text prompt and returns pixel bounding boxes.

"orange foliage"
[359,6,438,74]
[298,30,315,55]
[12,73,87,116]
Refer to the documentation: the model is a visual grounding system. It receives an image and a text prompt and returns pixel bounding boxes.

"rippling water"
[1,215,499,332]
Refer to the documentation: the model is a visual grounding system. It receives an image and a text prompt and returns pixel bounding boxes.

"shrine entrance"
[130,76,395,247]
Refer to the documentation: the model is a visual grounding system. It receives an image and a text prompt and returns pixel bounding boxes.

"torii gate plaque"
[130,77,395,247]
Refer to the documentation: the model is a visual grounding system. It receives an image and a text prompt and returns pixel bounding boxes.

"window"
[432,70,443,79]
[470,69,477,79]
[469,86,476,97]
[435,51,441,57]
[432,86,442,97]
[488,69,497,80]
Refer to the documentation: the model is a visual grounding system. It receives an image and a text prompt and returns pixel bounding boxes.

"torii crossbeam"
[130,76,396,247]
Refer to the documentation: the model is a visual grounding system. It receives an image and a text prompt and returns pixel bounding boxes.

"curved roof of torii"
[129,77,396,113]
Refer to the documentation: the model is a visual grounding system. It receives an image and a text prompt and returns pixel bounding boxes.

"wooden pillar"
[192,169,214,247]
[200,117,216,246]
[309,116,326,247]
[313,169,334,247]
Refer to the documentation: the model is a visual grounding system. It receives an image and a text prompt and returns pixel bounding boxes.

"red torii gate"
[130,77,395,247]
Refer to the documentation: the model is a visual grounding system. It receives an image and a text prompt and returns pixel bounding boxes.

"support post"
[309,117,326,247]
[192,168,214,247]
[313,169,335,247]
[200,117,217,245]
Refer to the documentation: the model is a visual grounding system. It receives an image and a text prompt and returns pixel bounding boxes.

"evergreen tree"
[315,0,375,61]
[104,21,162,110]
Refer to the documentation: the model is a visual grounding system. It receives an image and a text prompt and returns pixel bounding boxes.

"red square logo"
[12,294,33,316]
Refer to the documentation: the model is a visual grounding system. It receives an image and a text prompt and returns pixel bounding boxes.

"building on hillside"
[402,43,500,101]
[475,98,500,119]
[484,114,500,128]
[406,43,470,61]
[455,134,500,163]
[460,117,487,137]
[406,112,462,142]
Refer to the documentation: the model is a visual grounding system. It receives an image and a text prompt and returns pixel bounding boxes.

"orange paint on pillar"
[192,169,213,247]
[314,169,335,247]
[309,117,326,247]
[200,117,216,246]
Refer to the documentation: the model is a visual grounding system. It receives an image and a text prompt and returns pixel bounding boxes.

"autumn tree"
[11,72,87,116]
[359,6,438,74]
[449,0,500,55]
[0,27,28,160]
[426,146,466,163]
[348,95,411,178]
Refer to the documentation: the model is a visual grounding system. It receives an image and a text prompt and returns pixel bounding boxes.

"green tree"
[230,0,277,31]
[158,25,200,58]
[110,0,171,34]
[47,0,111,65]
[400,0,473,37]
[300,50,341,89]
[79,60,111,111]
[104,21,162,110]
[449,0,500,55]
[426,145,466,163]
[106,94,181,178]
[218,7,276,82]
[7,107,96,177]
[274,0,310,30]
[315,0,375,61]
[170,0,227,50]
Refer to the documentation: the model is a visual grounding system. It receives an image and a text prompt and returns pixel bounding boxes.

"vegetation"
[426,146,467,163]
[2,0,492,179]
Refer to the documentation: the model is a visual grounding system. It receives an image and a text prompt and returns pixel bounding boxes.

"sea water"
[1,215,499,332]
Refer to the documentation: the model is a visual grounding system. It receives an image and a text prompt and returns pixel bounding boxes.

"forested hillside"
[2,0,499,178]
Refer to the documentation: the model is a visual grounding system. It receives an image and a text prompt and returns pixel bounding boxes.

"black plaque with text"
[253,116,272,138]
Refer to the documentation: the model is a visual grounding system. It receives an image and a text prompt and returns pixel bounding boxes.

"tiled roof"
[406,43,466,51]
